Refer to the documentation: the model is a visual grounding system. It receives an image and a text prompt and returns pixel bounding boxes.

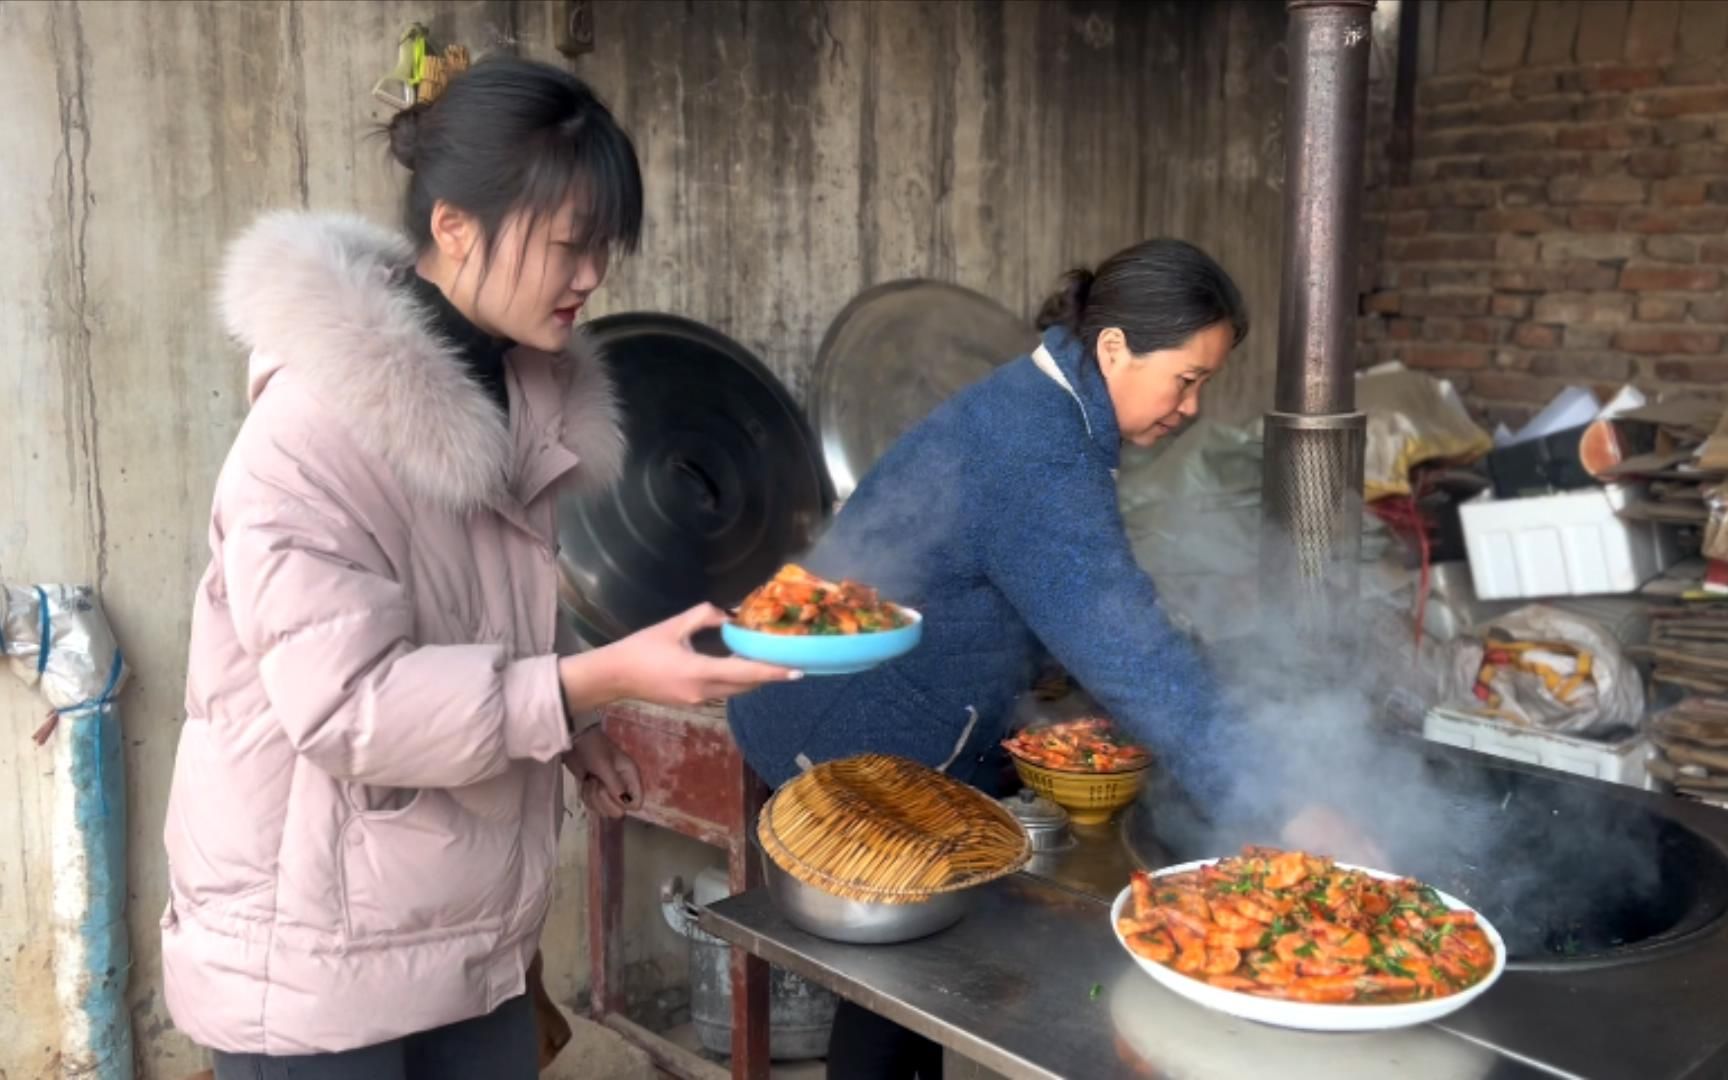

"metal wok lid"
[556,313,833,646]
[811,279,1037,499]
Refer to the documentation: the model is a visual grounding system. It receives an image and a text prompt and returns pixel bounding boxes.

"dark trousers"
[826,998,943,1080]
[212,995,535,1080]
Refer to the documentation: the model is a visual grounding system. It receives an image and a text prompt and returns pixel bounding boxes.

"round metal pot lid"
[556,313,833,647]
[1004,788,1069,829]
[811,279,1037,499]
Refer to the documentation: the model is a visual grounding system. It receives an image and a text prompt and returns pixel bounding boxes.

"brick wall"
[1359,0,1728,429]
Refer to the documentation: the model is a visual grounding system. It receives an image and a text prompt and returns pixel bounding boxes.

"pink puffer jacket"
[161,212,625,1054]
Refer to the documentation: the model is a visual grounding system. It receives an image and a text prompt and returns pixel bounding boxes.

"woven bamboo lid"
[759,754,1031,904]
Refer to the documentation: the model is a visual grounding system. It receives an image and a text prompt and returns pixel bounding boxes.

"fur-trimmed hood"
[217,211,625,511]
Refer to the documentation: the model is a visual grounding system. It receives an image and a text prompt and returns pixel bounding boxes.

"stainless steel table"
[700,775,1728,1080]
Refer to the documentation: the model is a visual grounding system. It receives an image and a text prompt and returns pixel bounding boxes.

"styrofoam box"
[1459,486,1681,601]
[1423,706,1654,791]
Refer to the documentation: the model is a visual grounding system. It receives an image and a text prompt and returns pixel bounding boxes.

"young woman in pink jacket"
[161,58,797,1077]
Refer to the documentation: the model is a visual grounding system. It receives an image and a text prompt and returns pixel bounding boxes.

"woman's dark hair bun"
[1035,268,1095,333]
[1036,239,1248,359]
[387,104,428,171]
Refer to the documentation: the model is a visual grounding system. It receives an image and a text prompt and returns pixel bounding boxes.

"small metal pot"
[755,835,971,945]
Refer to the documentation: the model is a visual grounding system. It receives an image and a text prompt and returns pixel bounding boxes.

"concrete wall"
[1358,0,1728,429]
[0,2,1288,1075]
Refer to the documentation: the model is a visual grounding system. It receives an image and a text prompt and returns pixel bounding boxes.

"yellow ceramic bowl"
[1010,756,1148,826]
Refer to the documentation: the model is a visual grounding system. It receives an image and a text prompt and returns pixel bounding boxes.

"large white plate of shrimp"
[1111,846,1506,1032]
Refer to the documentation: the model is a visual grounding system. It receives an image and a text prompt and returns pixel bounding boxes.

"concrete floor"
[543,1010,828,1080]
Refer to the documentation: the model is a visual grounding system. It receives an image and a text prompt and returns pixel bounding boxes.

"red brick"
[1426,269,1495,288]
[1587,151,1634,177]
[1426,106,1484,132]
[1494,268,1573,292]
[1663,58,1728,86]
[1657,119,1713,145]
[1482,153,1588,180]
[1581,66,1664,92]
[1679,145,1728,172]
[1651,359,1728,382]
[1502,182,1548,207]
[1625,208,1728,234]
[1364,291,1403,315]
[1393,236,1500,262]
[1636,296,1691,321]
[1422,316,1465,341]
[1491,294,1534,318]
[1387,210,1428,237]
[1511,71,1560,98]
[1547,176,1649,204]
[1407,346,1493,371]
[1575,96,1633,123]
[1437,159,1486,180]
[1403,292,1494,317]
[1568,208,1622,232]
[1387,318,1420,341]
[1421,129,1559,157]
[1657,178,1709,206]
[1691,297,1728,324]
[1556,124,1654,150]
[1562,326,1619,350]
[1627,149,1680,178]
[1701,240,1728,265]
[1636,88,1728,119]
[1462,318,1512,345]
[1533,291,1635,324]
[1445,184,1500,209]
[1619,266,1723,291]
[1512,322,1563,349]
[1497,234,1541,263]
[1568,263,1625,290]
[1478,100,1582,126]
[1644,236,1699,263]
[1708,181,1728,204]
[1539,234,1643,263]
[1529,352,1635,380]
[1428,207,1479,232]
[1475,209,1567,233]
[1420,76,1484,109]
[1470,371,1569,403]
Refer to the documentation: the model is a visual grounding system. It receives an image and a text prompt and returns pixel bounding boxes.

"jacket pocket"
[339,788,524,941]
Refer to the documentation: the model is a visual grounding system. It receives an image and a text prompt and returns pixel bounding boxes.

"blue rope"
[56,649,125,818]
[34,586,50,676]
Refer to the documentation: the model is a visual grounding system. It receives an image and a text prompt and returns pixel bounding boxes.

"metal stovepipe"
[1260,0,1376,666]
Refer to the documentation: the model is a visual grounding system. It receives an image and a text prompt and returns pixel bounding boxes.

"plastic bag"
[1448,603,1644,737]
[1358,363,1492,501]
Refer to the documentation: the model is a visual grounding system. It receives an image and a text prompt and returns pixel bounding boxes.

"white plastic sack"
[1358,363,1492,501]
[1448,603,1643,737]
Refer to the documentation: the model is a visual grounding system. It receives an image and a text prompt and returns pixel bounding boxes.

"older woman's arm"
[977,444,1237,810]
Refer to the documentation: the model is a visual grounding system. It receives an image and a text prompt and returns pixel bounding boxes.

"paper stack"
[1638,605,1728,807]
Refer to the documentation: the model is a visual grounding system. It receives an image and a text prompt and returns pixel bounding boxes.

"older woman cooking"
[729,238,1363,1079]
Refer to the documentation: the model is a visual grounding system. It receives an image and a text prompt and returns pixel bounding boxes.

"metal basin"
[1130,749,1728,968]
[756,837,971,945]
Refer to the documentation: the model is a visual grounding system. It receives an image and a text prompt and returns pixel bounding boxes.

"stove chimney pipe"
[1260,0,1376,669]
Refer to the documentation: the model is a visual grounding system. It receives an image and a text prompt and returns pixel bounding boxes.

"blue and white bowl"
[721,609,923,676]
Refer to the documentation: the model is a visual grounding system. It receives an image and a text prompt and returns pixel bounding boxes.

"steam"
[1125,431,1667,961]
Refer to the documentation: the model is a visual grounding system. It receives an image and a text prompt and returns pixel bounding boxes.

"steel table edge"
[696,906,1064,1080]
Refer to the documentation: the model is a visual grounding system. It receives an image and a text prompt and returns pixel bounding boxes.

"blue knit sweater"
[727,326,1233,807]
